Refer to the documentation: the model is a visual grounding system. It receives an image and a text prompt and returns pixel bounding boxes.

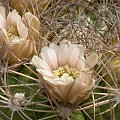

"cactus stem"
[9,70,39,82]
[37,114,58,120]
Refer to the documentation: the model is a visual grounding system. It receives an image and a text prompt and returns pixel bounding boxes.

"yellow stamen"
[53,65,80,79]
[7,26,19,41]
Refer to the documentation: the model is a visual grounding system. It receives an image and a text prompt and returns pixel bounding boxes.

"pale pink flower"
[0,10,40,64]
[32,43,98,103]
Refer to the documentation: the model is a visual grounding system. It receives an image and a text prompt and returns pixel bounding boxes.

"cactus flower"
[32,42,98,103]
[0,10,40,64]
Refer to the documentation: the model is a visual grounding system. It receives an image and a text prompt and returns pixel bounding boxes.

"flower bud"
[8,93,25,111]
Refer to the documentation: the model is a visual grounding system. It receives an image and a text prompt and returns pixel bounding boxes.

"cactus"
[0,0,120,120]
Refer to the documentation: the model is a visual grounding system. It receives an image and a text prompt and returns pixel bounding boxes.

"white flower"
[0,10,40,64]
[32,43,98,103]
[8,93,25,111]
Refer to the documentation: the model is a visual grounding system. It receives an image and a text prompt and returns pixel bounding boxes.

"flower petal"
[17,21,28,39]
[6,10,21,26]
[0,14,5,28]
[20,40,34,58]
[32,55,51,71]
[41,47,57,70]
[79,71,91,84]
[0,5,6,20]
[0,28,8,41]
[45,48,58,70]
[58,44,68,66]
[22,12,40,32]
[60,73,74,85]
[8,38,25,56]
[76,56,85,70]
[50,43,59,56]
[3,39,24,64]
[69,46,80,68]
[67,44,75,66]
[37,69,53,78]
[86,53,98,68]
[70,71,91,93]
[53,82,74,101]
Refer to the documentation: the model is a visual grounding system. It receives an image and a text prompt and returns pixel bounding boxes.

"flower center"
[53,65,80,79]
[7,26,19,41]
